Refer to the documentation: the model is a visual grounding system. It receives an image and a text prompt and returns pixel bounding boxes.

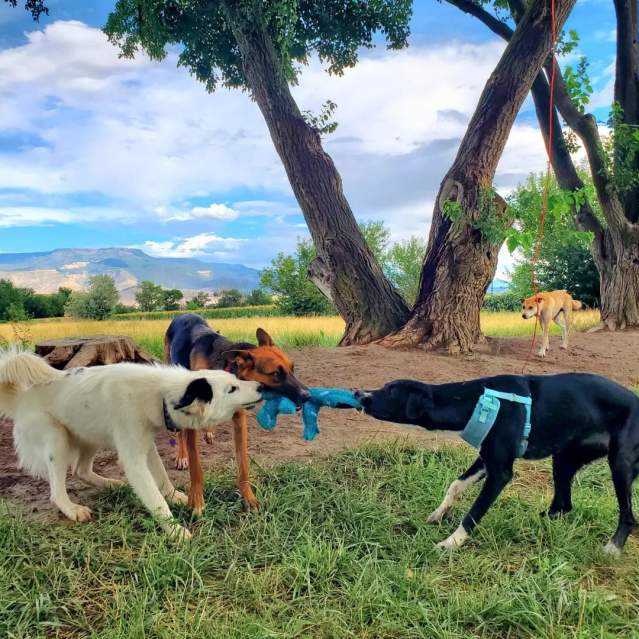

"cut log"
[35,335,157,369]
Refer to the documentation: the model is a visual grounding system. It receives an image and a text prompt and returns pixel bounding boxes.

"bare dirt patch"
[1,330,637,519]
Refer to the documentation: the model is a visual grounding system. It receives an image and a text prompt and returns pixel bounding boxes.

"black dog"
[356,373,639,555]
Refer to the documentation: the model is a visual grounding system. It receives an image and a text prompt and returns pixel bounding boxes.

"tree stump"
[35,335,158,369]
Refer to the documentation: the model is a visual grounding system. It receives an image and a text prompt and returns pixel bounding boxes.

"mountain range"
[0,247,261,304]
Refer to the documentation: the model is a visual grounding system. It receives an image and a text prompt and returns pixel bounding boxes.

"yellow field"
[480,309,601,336]
[0,310,602,357]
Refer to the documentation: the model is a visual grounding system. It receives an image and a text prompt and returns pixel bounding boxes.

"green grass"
[2,444,638,638]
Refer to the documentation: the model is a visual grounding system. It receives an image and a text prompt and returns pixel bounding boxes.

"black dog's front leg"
[436,464,514,550]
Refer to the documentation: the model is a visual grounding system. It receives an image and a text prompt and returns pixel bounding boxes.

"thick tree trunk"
[221,1,408,345]
[599,230,639,330]
[383,0,575,352]
[453,0,639,332]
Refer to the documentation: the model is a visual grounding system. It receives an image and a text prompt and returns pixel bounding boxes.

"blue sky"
[0,0,617,272]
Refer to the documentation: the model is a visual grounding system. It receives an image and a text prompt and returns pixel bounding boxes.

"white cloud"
[167,203,239,222]
[0,206,74,226]
[0,20,557,273]
[140,233,244,259]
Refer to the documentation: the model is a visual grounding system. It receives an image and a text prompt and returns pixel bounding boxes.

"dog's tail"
[572,299,583,311]
[0,347,61,419]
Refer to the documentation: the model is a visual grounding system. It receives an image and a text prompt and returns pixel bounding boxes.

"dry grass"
[480,308,601,336]
[0,309,602,357]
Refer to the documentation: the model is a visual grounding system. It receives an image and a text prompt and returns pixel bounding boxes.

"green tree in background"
[245,289,272,306]
[261,239,335,316]
[161,288,183,311]
[386,237,426,306]
[217,289,245,308]
[135,280,164,312]
[262,223,426,315]
[65,275,119,320]
[185,291,211,310]
[506,172,600,307]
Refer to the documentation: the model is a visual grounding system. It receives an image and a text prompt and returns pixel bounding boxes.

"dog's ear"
[535,295,543,303]
[174,378,213,409]
[405,392,425,422]
[256,328,274,347]
[222,349,255,369]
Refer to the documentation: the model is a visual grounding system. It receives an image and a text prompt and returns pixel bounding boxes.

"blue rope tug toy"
[257,388,362,440]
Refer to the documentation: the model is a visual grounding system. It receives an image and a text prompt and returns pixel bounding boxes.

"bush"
[65,275,119,320]
[482,292,521,312]
[217,289,245,308]
[260,239,335,316]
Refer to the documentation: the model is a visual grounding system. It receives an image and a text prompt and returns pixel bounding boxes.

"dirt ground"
[1,330,638,519]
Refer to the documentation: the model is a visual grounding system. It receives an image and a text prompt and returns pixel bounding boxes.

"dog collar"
[461,388,532,457]
[163,399,180,432]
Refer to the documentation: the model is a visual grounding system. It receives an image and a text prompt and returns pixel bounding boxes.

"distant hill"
[0,247,260,304]
[488,278,510,294]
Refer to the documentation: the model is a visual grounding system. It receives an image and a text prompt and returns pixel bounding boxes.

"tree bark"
[452,0,639,332]
[383,0,575,352]
[35,336,157,369]
[221,1,409,345]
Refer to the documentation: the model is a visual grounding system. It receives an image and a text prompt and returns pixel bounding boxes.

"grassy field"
[1,444,637,638]
[0,310,602,358]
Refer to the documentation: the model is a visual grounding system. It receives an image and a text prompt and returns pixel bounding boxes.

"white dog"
[0,348,261,540]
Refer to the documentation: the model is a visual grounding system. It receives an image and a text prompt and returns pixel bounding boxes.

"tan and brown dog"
[521,290,582,357]
[165,313,309,515]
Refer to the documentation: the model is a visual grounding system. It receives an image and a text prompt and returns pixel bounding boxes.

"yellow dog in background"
[521,290,583,357]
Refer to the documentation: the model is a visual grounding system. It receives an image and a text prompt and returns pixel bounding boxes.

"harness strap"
[461,388,532,457]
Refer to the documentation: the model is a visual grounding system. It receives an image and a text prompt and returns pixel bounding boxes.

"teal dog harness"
[461,389,532,457]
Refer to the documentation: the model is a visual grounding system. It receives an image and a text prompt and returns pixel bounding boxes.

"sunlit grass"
[480,309,601,336]
[0,316,347,357]
[0,309,602,357]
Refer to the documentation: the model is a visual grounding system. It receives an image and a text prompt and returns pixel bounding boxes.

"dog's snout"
[354,390,372,407]
[299,388,311,402]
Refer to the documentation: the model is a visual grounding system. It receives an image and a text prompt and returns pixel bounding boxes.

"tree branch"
[444,0,514,40]
[613,0,639,121]
[451,0,606,249]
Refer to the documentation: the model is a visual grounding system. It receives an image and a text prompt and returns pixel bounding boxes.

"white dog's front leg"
[147,444,188,506]
[120,451,191,540]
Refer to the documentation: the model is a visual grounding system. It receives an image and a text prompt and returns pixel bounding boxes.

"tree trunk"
[221,1,409,345]
[450,0,639,332]
[598,228,639,330]
[383,0,575,352]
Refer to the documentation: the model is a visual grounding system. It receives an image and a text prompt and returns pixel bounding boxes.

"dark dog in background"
[357,373,639,555]
[165,313,309,514]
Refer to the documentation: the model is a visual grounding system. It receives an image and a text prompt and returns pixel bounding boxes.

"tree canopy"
[105,0,412,91]
[4,0,48,21]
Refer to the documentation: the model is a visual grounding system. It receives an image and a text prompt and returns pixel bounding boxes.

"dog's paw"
[204,430,215,445]
[242,492,259,512]
[435,526,469,551]
[427,508,447,524]
[537,350,546,358]
[168,490,189,506]
[167,524,192,542]
[175,456,189,471]
[603,541,622,558]
[560,343,568,350]
[67,504,93,522]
